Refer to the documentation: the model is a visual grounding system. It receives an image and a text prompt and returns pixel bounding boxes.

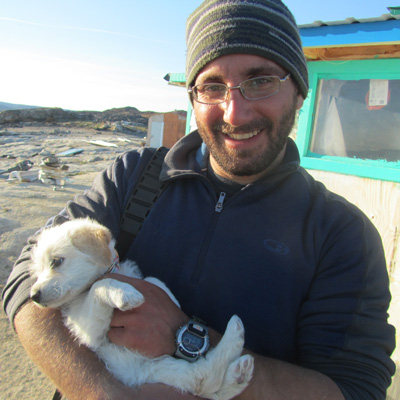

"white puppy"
[30,218,253,399]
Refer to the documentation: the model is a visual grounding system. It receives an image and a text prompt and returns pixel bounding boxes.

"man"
[2,1,396,399]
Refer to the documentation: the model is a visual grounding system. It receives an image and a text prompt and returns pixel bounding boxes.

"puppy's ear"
[71,225,113,266]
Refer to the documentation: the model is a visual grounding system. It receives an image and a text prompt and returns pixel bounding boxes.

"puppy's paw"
[190,316,249,399]
[93,279,144,310]
[228,354,254,385]
[208,315,245,365]
[111,284,144,311]
[214,355,254,400]
[226,315,245,341]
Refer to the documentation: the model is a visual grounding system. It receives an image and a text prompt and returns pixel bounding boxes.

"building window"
[296,59,400,183]
[310,78,400,162]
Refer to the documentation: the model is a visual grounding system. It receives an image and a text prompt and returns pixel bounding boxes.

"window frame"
[296,58,400,183]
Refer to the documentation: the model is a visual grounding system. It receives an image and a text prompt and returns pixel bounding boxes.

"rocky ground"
[0,125,145,399]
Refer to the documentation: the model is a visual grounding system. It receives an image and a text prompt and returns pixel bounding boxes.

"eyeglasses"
[188,73,291,105]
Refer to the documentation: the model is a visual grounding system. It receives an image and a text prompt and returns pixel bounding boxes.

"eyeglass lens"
[192,76,285,104]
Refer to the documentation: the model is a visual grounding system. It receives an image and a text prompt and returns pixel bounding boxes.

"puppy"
[30,218,253,399]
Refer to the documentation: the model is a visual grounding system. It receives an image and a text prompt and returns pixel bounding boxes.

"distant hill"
[0,101,39,111]
[0,105,154,125]
[0,102,186,135]
[0,104,188,137]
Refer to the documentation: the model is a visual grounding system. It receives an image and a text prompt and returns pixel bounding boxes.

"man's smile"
[222,130,262,141]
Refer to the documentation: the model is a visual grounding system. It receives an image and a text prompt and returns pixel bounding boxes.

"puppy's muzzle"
[30,290,43,305]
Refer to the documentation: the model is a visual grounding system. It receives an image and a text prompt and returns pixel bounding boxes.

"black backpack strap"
[116,146,169,259]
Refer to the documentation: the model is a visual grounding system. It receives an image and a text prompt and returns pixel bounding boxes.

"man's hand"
[107,274,189,358]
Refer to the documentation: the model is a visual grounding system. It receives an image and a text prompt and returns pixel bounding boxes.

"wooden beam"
[304,44,400,61]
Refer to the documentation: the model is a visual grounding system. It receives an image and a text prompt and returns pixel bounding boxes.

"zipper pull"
[215,192,226,213]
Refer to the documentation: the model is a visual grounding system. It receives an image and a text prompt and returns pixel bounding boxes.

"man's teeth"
[224,131,260,140]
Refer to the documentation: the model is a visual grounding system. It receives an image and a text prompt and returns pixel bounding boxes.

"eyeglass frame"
[188,73,291,105]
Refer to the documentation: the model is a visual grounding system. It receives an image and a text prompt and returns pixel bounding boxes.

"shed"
[297,14,400,398]
[165,8,400,398]
[146,110,187,148]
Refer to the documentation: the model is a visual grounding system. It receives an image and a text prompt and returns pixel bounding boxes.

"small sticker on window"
[369,80,389,106]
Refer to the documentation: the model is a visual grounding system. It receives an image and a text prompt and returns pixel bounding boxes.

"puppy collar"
[107,254,120,274]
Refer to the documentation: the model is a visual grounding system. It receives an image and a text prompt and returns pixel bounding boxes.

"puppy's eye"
[51,257,64,268]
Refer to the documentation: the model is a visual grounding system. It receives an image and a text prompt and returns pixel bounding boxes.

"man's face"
[192,54,304,184]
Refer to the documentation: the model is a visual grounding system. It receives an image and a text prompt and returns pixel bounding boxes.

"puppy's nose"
[31,291,42,304]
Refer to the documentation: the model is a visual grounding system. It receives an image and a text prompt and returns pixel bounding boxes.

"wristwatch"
[175,319,210,362]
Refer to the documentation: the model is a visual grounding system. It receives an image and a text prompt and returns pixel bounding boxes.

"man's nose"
[221,88,256,127]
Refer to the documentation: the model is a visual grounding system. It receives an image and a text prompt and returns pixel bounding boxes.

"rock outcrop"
[0,106,156,134]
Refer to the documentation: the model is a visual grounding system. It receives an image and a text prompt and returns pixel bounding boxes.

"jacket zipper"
[190,191,227,285]
[215,192,226,212]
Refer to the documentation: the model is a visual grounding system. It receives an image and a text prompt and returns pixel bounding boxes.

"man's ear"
[296,93,304,110]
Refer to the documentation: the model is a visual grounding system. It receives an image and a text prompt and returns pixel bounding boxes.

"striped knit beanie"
[186,0,309,98]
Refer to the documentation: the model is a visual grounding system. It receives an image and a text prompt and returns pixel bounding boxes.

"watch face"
[181,331,204,352]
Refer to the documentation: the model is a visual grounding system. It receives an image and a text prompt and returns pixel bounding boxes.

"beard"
[196,95,298,178]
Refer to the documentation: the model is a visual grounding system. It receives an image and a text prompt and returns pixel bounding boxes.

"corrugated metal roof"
[299,13,400,28]
[299,13,400,48]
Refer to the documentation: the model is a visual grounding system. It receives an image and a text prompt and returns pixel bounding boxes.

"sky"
[0,0,393,112]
